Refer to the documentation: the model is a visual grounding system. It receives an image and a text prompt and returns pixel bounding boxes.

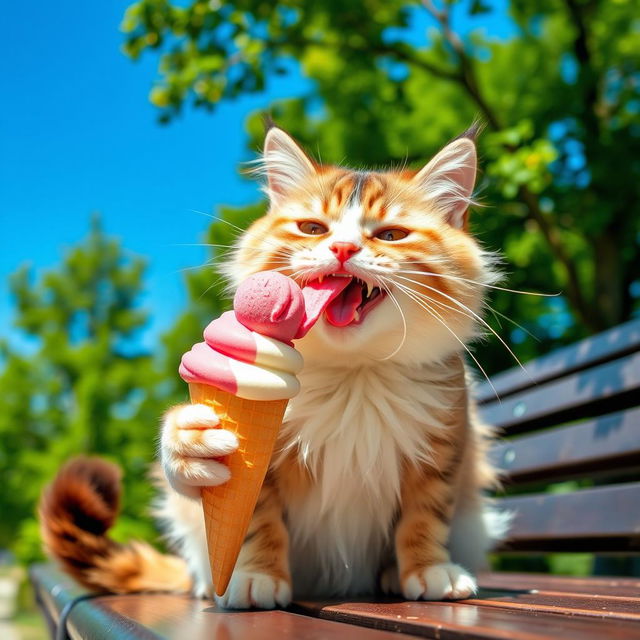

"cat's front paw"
[160,404,239,499]
[402,563,476,600]
[215,571,292,610]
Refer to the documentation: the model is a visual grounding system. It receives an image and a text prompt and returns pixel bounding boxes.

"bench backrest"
[478,319,640,554]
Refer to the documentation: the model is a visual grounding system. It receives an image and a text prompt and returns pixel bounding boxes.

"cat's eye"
[298,220,329,236]
[375,228,409,242]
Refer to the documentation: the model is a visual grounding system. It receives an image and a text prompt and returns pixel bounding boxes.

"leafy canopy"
[0,218,159,562]
[122,0,639,373]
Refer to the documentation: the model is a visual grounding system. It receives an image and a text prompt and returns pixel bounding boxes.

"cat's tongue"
[324,278,363,327]
[295,277,352,338]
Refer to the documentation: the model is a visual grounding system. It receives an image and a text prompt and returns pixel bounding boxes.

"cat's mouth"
[316,275,386,327]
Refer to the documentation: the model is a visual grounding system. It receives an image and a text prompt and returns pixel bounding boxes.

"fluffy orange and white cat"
[40,124,509,609]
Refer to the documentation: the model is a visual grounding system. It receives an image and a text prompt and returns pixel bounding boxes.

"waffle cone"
[188,382,288,597]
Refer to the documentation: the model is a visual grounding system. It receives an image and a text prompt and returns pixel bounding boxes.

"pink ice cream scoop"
[179,272,350,399]
[233,270,351,340]
[233,271,305,342]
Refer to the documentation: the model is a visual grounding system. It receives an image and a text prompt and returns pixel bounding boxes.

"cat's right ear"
[262,127,316,205]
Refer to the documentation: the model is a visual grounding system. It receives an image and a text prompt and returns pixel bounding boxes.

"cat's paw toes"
[402,563,476,601]
[160,404,239,499]
[174,403,221,430]
[162,455,232,499]
[380,565,402,595]
[215,571,292,610]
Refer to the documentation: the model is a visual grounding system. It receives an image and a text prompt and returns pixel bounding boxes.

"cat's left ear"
[262,126,316,206]
[413,131,477,229]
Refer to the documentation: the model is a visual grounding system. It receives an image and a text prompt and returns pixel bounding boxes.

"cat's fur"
[40,125,509,609]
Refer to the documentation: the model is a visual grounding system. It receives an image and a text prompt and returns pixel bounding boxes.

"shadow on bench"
[31,319,640,639]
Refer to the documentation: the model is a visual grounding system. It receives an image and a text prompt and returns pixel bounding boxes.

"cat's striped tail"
[39,456,191,594]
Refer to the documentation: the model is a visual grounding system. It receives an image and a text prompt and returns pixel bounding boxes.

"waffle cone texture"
[188,382,288,596]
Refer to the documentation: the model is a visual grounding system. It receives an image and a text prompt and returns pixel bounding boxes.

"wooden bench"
[31,319,640,639]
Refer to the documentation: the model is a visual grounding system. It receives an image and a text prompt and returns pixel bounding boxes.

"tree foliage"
[122,0,640,373]
[159,203,265,407]
[0,218,159,562]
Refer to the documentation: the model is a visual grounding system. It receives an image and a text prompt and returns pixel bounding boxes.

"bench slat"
[479,352,640,435]
[295,598,640,640]
[478,572,640,598]
[475,319,640,404]
[99,595,420,640]
[30,564,419,640]
[491,406,640,483]
[495,482,640,552]
[466,592,640,621]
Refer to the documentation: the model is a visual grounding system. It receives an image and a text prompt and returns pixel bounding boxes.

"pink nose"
[330,242,360,264]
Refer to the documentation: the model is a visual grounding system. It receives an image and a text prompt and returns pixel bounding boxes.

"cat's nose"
[330,242,360,264]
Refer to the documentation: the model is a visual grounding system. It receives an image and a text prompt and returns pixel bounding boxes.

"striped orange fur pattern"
[39,457,191,594]
[40,125,507,607]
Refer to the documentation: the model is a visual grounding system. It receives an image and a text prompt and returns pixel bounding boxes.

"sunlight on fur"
[40,124,511,610]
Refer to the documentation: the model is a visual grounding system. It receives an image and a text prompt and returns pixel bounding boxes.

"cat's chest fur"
[274,360,460,596]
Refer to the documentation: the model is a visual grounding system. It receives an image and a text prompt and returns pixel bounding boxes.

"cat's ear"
[413,131,478,229]
[262,127,316,205]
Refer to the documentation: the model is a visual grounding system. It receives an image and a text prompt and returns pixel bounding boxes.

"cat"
[40,124,509,609]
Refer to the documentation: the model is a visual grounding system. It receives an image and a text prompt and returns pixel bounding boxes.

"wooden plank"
[465,592,640,621]
[479,352,640,435]
[30,564,161,640]
[475,319,640,404]
[30,564,420,640]
[495,483,640,551]
[478,572,640,598]
[295,599,640,640]
[84,595,423,640]
[491,407,640,484]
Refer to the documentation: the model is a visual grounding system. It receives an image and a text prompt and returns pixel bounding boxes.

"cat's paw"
[160,403,239,499]
[215,571,292,610]
[402,563,476,600]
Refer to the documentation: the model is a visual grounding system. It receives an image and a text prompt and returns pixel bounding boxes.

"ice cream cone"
[188,382,288,597]
[179,272,352,596]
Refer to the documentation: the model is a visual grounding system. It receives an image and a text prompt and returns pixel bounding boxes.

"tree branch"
[373,43,462,81]
[281,34,462,82]
[419,0,502,130]
[518,186,596,330]
[416,1,597,328]
[563,0,600,138]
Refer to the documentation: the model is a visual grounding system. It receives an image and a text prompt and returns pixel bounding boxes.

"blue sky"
[0,1,314,350]
[1,1,515,352]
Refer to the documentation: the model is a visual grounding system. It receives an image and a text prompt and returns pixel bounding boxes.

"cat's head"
[223,126,498,366]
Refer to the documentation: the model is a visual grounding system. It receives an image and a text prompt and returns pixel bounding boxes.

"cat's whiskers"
[197,275,227,301]
[395,267,557,298]
[387,278,498,397]
[393,261,540,340]
[370,274,408,361]
[180,250,289,276]
[175,243,296,259]
[215,217,307,254]
[190,208,290,250]
[393,274,527,374]
[178,261,216,273]
[486,307,540,342]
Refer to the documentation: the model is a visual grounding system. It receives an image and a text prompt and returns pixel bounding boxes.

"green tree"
[121,0,639,374]
[160,203,264,406]
[0,218,159,562]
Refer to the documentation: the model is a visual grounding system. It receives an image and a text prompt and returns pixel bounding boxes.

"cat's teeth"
[354,310,361,322]
[318,274,324,284]
[365,282,374,298]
